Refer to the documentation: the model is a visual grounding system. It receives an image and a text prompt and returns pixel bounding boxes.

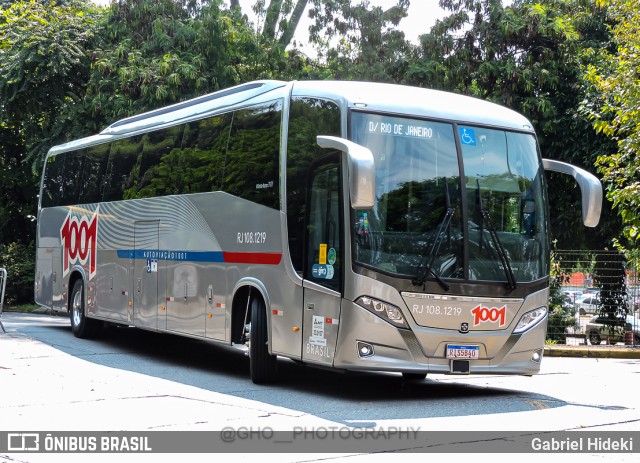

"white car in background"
[575,293,600,315]
[562,290,583,304]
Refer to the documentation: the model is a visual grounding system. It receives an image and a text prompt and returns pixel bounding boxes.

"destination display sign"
[364,115,443,140]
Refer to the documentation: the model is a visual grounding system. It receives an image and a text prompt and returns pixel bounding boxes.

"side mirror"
[542,159,602,227]
[317,136,375,209]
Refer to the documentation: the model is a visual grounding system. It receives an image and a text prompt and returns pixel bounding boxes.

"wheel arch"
[230,278,272,345]
[67,266,87,312]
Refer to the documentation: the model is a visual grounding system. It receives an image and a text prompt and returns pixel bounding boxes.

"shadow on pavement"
[6,312,569,424]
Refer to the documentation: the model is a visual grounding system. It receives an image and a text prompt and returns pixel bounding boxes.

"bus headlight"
[513,306,547,334]
[356,296,409,329]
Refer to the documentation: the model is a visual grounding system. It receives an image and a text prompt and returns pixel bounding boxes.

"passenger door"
[302,155,343,366]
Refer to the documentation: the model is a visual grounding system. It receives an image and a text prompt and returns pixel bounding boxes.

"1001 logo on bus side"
[60,208,98,280]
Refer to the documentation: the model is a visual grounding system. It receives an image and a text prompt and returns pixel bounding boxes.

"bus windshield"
[350,111,549,284]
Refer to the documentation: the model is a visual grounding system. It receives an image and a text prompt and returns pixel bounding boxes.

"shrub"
[0,241,35,305]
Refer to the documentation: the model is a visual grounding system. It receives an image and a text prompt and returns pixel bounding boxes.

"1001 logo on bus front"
[60,208,98,280]
[471,304,507,327]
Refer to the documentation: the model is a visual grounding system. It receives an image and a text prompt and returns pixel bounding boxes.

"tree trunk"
[278,0,308,48]
[262,0,284,43]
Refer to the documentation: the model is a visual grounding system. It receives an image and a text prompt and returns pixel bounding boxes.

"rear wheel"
[69,279,99,339]
[588,331,601,346]
[249,296,278,384]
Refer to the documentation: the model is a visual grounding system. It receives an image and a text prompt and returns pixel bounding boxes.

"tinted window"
[41,153,65,208]
[179,112,233,193]
[305,157,342,291]
[104,136,143,202]
[80,143,110,203]
[41,101,283,207]
[286,97,341,272]
[124,125,184,199]
[224,101,282,209]
[61,149,86,206]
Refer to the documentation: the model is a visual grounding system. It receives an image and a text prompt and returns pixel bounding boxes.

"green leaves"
[584,0,640,246]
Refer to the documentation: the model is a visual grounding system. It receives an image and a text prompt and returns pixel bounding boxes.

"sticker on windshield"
[312,264,334,280]
[327,248,337,265]
[459,127,476,146]
[319,243,327,265]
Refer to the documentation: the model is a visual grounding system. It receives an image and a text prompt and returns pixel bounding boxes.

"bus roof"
[48,79,535,156]
[290,80,535,132]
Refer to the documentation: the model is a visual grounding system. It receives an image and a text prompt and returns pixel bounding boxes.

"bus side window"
[129,125,184,199]
[81,143,110,204]
[104,136,143,202]
[224,100,282,209]
[61,149,86,206]
[180,113,232,193]
[41,153,65,208]
[286,97,341,274]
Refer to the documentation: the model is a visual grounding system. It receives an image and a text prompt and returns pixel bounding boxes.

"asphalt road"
[1,311,639,462]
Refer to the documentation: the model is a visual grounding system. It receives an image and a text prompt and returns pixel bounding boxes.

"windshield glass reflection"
[349,112,549,284]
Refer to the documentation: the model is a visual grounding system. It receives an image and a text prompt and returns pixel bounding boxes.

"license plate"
[446,344,479,359]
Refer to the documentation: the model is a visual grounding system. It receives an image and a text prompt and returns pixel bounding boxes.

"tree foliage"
[583,0,640,247]
[0,0,100,165]
[82,0,245,130]
[0,241,35,304]
[309,0,411,81]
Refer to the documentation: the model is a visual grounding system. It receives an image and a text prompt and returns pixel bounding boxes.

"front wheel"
[69,279,99,339]
[588,331,601,346]
[249,297,278,384]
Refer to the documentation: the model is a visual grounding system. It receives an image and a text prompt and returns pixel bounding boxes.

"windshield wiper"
[475,182,517,290]
[412,209,454,290]
[412,181,454,290]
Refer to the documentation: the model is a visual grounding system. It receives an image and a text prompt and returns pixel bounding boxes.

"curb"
[544,345,640,359]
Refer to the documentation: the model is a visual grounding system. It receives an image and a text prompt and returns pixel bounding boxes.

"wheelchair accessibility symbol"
[146,259,158,273]
[459,127,476,146]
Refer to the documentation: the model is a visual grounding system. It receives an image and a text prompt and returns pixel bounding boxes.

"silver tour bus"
[34,80,601,383]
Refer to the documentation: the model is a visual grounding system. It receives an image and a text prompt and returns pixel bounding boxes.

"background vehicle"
[575,293,600,315]
[562,290,583,304]
[586,314,640,345]
[34,80,602,383]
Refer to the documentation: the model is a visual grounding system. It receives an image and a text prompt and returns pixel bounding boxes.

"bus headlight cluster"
[356,296,408,329]
[513,306,547,334]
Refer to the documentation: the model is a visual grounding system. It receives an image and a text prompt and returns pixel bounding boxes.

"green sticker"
[327,248,337,265]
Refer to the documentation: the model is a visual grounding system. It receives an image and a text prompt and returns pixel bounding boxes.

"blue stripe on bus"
[116,250,224,262]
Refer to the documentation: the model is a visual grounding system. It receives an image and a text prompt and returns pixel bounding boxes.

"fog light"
[532,349,543,363]
[357,341,374,357]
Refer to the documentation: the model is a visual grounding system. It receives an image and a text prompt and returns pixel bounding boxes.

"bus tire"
[69,279,99,339]
[249,296,278,384]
